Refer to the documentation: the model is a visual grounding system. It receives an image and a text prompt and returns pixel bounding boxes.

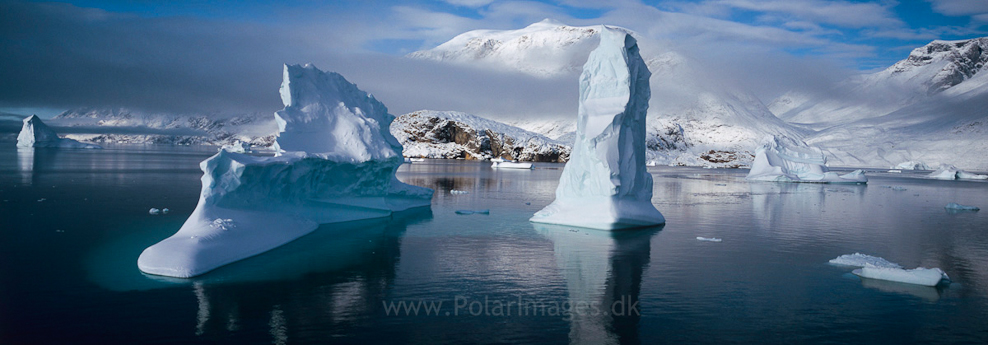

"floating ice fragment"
[450,190,470,195]
[829,253,902,269]
[37,198,46,202]
[696,237,722,242]
[928,164,988,180]
[162,208,170,214]
[455,209,490,215]
[149,208,161,215]
[853,267,948,287]
[945,203,979,211]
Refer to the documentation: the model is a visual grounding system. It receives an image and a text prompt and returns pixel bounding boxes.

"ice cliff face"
[138,64,433,278]
[17,115,101,149]
[531,27,665,230]
[391,110,571,162]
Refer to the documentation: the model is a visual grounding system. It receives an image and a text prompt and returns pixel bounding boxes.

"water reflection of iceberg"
[534,223,661,345]
[859,276,943,302]
[16,147,35,186]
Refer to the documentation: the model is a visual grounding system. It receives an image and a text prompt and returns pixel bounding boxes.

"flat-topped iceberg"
[746,136,866,183]
[138,64,433,278]
[17,115,101,149]
[530,27,665,230]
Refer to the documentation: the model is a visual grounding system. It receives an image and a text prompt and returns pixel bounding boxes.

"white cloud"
[443,0,498,7]
[707,0,904,28]
[926,0,988,17]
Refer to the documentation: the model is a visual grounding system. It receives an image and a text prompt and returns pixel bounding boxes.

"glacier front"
[530,27,665,230]
[746,136,867,183]
[138,64,433,278]
[17,115,101,149]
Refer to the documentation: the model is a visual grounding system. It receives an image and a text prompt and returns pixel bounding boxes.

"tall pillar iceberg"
[17,115,101,149]
[530,27,665,230]
[138,64,433,278]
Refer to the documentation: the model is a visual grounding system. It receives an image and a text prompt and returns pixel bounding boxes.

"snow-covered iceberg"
[530,27,665,230]
[138,64,433,278]
[17,115,101,149]
[746,136,866,183]
[927,164,988,180]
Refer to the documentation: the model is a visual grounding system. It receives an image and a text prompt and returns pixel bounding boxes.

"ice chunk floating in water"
[138,64,433,278]
[829,253,901,269]
[927,164,988,180]
[17,115,101,149]
[853,267,948,287]
[530,27,664,230]
[831,254,948,287]
[746,135,866,183]
[945,203,979,211]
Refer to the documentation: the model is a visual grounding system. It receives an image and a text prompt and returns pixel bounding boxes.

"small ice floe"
[149,208,161,215]
[887,169,902,173]
[455,209,490,215]
[450,190,470,195]
[37,198,46,202]
[410,158,426,162]
[829,253,901,269]
[944,203,979,211]
[162,208,170,214]
[696,237,722,242]
[830,253,948,286]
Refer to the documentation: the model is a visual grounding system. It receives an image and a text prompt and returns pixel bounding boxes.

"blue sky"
[1,0,986,118]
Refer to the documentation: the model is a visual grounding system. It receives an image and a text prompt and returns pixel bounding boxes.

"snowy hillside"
[391,110,570,162]
[48,108,277,146]
[411,20,807,168]
[407,19,609,77]
[775,37,988,126]
[772,37,988,170]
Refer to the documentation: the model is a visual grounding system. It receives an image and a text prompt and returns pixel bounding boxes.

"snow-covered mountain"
[407,19,607,78]
[392,110,570,162]
[775,38,988,126]
[410,20,806,167]
[773,37,988,170]
[48,108,277,146]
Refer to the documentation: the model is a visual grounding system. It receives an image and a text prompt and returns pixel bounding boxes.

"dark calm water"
[1,144,987,344]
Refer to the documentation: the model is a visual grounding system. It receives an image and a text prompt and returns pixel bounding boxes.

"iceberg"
[17,115,101,149]
[944,202,979,211]
[830,253,948,287]
[530,27,665,230]
[829,253,902,269]
[894,161,931,170]
[852,267,947,287]
[138,64,433,278]
[927,164,988,180]
[746,135,866,183]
